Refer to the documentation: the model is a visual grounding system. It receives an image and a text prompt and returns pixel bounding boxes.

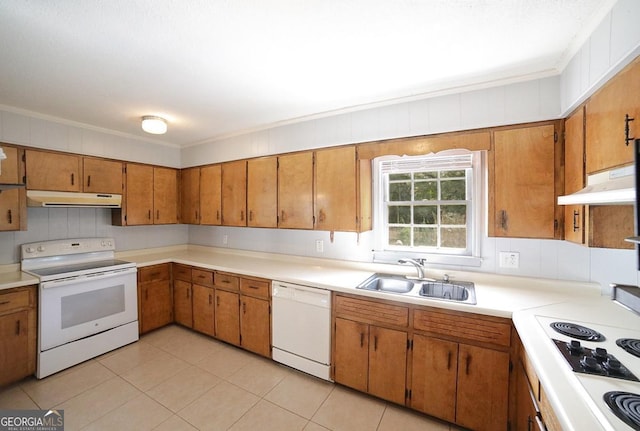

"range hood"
[557,165,635,206]
[27,190,122,208]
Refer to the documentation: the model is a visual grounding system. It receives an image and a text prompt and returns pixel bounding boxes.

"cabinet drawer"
[240,277,270,299]
[0,289,31,314]
[139,264,170,283]
[172,264,192,282]
[192,268,214,287]
[413,308,511,347]
[335,295,408,327]
[215,272,239,291]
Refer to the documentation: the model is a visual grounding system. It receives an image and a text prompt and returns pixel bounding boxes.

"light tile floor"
[0,325,462,431]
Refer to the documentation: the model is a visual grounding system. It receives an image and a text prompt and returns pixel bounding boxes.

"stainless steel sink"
[419,280,476,304]
[356,273,476,304]
[357,273,415,293]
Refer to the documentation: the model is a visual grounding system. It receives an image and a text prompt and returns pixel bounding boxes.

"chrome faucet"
[398,258,427,279]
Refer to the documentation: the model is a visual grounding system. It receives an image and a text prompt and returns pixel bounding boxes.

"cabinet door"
[154,167,178,224]
[411,334,458,423]
[215,289,240,345]
[368,325,407,404]
[456,344,510,431]
[315,146,357,231]
[492,125,556,238]
[278,152,314,229]
[240,295,270,357]
[334,317,369,392]
[221,160,247,226]
[0,146,23,184]
[200,165,222,225]
[564,108,585,244]
[247,157,277,228]
[0,189,23,231]
[25,150,81,192]
[83,157,123,194]
[173,280,193,328]
[192,284,215,337]
[140,279,173,334]
[125,164,154,225]
[0,310,29,386]
[516,360,541,431]
[181,167,200,224]
[586,57,639,173]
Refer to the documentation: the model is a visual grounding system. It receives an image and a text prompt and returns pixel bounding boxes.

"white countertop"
[3,243,633,430]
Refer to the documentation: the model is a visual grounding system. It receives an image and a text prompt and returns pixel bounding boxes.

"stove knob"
[604,358,622,372]
[25,247,35,253]
[581,356,602,372]
[593,347,608,360]
[568,340,583,355]
[37,246,45,252]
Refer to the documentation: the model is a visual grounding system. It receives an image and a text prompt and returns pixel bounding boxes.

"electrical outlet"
[223,235,228,245]
[499,251,520,269]
[315,239,324,253]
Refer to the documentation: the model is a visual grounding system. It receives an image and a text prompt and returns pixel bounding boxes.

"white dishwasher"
[271,281,332,381]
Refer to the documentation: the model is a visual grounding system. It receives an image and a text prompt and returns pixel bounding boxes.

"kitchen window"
[373,151,483,267]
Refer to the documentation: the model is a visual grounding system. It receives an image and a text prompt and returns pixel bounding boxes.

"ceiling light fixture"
[141,115,168,134]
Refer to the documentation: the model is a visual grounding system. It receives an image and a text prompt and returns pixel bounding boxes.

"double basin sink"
[356,273,477,305]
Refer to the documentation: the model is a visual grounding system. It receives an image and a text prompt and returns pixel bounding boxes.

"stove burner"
[603,391,640,430]
[618,339,640,358]
[549,321,605,341]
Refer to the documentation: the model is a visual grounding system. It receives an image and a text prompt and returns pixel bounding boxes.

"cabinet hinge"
[123,166,127,174]
[22,175,26,184]
[22,153,26,162]
[554,131,558,143]
[554,219,558,231]
[407,339,413,350]
[405,389,411,400]
[509,360,513,373]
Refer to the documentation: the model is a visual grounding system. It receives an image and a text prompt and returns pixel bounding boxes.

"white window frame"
[372,149,484,267]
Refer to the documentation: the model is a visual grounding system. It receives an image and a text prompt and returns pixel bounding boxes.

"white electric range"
[535,314,640,430]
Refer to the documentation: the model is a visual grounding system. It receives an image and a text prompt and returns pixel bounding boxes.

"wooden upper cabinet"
[221,160,247,226]
[491,124,558,239]
[200,164,222,225]
[564,108,586,245]
[153,167,178,224]
[247,157,277,228]
[123,163,154,225]
[0,145,24,185]
[0,189,26,231]
[586,56,640,174]
[278,152,314,229]
[315,146,357,231]
[180,167,200,224]
[25,150,81,192]
[83,157,122,194]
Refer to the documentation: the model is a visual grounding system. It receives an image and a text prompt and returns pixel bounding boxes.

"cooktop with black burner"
[552,339,639,381]
[550,321,605,341]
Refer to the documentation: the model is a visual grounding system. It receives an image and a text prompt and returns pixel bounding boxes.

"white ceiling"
[0,1,616,148]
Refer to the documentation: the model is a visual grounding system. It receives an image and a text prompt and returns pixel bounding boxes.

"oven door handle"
[40,267,137,289]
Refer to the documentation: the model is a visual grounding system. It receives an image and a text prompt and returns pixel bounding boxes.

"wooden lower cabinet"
[0,286,37,386]
[411,335,458,423]
[333,295,409,405]
[137,264,173,334]
[173,279,193,328]
[215,288,240,345]
[240,295,270,357]
[192,284,215,337]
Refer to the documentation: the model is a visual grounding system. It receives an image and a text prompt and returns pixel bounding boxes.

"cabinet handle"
[281,210,286,222]
[156,210,160,220]
[247,285,259,289]
[500,210,508,230]
[195,210,198,221]
[216,295,220,306]
[319,209,326,222]
[465,355,471,375]
[186,287,190,299]
[447,351,451,370]
[0,300,9,306]
[373,335,378,351]
[573,210,580,232]
[148,210,151,220]
[221,279,230,284]
[249,210,253,221]
[150,272,160,278]
[240,210,244,221]
[15,320,20,336]
[70,173,74,186]
[87,175,91,188]
[7,209,12,225]
[242,302,246,314]
[216,210,220,221]
[360,332,364,348]
[209,294,212,305]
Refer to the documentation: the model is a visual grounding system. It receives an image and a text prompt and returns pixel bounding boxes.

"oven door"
[39,267,138,351]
